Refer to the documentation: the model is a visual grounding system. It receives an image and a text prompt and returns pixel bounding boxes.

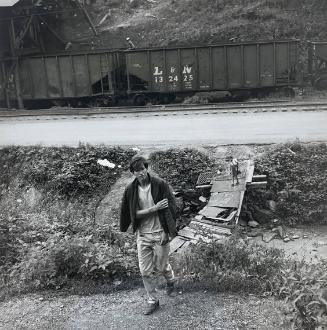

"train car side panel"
[227,45,242,88]
[259,44,275,86]
[150,50,165,92]
[275,43,289,84]
[19,59,34,99]
[243,45,258,87]
[126,52,149,92]
[180,48,196,91]
[29,58,48,98]
[72,55,90,96]
[166,50,180,92]
[212,46,227,89]
[58,56,75,97]
[0,63,5,103]
[45,57,61,98]
[197,47,211,90]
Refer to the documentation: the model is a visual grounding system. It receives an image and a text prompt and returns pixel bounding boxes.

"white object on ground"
[97,159,116,168]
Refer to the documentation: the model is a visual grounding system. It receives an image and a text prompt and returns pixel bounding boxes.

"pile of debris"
[170,159,266,253]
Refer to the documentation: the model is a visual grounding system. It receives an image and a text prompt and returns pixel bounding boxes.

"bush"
[249,142,327,225]
[179,235,285,293]
[7,233,138,291]
[20,145,136,198]
[149,148,218,188]
[178,234,327,329]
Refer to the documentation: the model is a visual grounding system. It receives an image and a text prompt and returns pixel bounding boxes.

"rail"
[1,100,327,118]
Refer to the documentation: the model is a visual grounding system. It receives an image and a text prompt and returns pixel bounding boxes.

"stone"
[238,219,247,227]
[248,220,260,228]
[272,225,284,239]
[247,229,263,238]
[283,237,291,242]
[23,187,42,207]
[267,200,277,212]
[291,235,300,240]
[252,205,274,224]
[262,231,278,243]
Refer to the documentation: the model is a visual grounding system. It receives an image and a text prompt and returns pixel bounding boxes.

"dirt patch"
[251,225,327,263]
[95,171,133,228]
[0,289,290,330]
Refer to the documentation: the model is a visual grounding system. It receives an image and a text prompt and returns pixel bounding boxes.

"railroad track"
[1,100,327,118]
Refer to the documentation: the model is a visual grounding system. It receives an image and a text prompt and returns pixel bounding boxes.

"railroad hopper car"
[125,40,299,105]
[0,50,126,108]
[308,41,327,90]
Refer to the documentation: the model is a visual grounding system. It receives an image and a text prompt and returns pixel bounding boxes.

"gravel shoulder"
[0,288,290,330]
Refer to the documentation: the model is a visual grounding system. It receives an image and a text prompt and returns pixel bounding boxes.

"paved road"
[0,110,327,146]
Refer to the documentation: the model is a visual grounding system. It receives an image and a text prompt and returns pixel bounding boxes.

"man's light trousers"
[136,231,174,303]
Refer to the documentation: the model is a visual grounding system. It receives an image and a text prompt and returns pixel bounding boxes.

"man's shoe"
[165,282,174,296]
[144,300,159,315]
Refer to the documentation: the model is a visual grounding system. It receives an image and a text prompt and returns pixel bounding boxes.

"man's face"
[133,164,148,183]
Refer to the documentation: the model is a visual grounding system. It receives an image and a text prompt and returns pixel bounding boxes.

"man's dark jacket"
[120,173,178,237]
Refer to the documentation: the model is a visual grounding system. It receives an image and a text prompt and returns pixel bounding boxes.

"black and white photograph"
[0,0,327,329]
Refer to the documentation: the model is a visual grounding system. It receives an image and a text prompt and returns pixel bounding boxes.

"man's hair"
[129,155,149,173]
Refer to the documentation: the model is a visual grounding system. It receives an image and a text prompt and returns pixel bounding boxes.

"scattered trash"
[262,231,277,243]
[291,235,300,240]
[248,220,260,228]
[272,226,284,239]
[97,159,116,168]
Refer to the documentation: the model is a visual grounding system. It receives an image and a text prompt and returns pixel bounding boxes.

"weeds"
[149,148,218,189]
[178,235,327,330]
[248,142,327,225]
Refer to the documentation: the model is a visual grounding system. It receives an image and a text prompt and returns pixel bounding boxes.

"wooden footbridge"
[170,159,267,253]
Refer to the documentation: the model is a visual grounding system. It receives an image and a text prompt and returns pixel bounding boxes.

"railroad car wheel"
[282,87,295,98]
[314,77,327,91]
[133,94,147,106]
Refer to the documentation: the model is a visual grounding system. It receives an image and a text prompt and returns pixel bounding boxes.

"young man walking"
[120,155,178,315]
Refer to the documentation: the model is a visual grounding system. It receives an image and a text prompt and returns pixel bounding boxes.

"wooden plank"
[235,190,245,225]
[210,179,246,192]
[198,205,226,218]
[169,236,189,253]
[247,181,267,188]
[245,161,255,183]
[175,240,192,254]
[208,191,241,208]
[178,226,198,240]
[205,210,237,222]
[190,220,232,235]
[252,175,267,181]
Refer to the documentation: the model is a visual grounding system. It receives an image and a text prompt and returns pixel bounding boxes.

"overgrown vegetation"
[180,236,327,330]
[149,148,218,189]
[1,144,327,329]
[61,0,327,50]
[252,142,327,225]
[0,145,138,294]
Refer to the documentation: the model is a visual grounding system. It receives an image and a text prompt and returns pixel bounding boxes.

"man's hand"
[154,198,168,211]
[160,232,169,245]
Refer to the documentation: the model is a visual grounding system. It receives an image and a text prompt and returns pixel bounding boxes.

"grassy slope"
[60,0,327,50]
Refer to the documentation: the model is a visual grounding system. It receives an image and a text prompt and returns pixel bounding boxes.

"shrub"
[249,142,327,225]
[8,233,138,291]
[149,148,218,188]
[177,234,327,329]
[21,145,136,197]
[179,235,285,293]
